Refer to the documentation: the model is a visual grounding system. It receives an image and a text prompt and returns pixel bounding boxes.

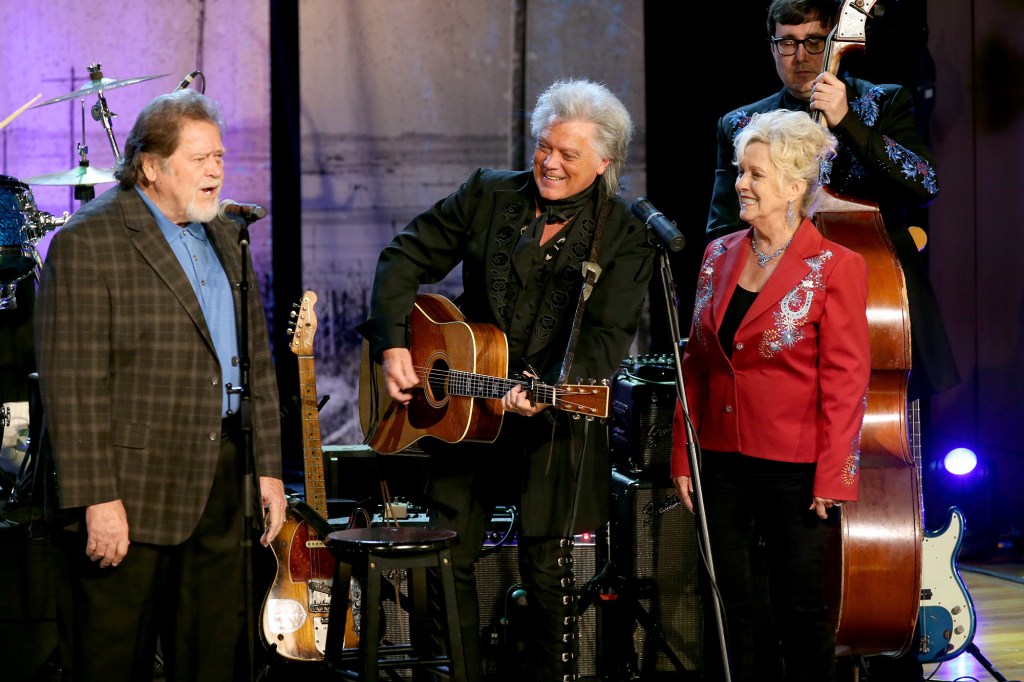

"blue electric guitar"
[916,505,976,662]
[913,392,976,663]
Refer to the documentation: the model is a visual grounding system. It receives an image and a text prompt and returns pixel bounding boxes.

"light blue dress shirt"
[136,187,241,416]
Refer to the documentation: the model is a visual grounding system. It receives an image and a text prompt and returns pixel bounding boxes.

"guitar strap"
[556,196,611,385]
[556,196,611,541]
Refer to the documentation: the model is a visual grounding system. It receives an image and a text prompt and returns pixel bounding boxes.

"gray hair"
[114,90,223,188]
[529,78,634,195]
[733,109,838,218]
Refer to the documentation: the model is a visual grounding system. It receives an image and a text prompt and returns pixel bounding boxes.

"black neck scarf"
[528,177,599,237]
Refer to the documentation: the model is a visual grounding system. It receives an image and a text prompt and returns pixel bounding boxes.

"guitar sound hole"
[425,359,449,404]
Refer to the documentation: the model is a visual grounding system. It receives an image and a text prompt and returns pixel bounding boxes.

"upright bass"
[812,0,923,657]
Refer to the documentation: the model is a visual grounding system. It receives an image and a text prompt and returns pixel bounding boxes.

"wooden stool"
[324,526,467,681]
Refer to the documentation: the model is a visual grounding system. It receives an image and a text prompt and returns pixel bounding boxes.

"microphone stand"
[230,217,263,682]
[649,234,732,682]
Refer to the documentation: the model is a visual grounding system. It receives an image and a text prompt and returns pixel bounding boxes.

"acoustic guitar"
[359,292,609,454]
[260,291,358,660]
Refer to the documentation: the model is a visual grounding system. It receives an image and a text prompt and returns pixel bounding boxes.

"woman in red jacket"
[672,109,870,682]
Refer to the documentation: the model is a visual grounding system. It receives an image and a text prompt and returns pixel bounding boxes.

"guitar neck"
[446,370,558,404]
[298,354,329,520]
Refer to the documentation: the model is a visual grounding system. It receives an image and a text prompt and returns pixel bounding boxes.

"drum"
[0,175,42,308]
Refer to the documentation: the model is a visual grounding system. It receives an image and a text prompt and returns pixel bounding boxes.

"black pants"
[56,423,250,682]
[427,466,579,682]
[698,451,835,682]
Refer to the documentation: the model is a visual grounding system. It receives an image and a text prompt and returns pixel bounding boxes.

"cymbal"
[23,165,117,186]
[32,73,169,108]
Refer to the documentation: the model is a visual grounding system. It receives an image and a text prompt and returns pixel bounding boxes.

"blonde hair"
[733,109,837,218]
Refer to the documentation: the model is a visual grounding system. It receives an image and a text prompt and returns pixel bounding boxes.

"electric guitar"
[260,291,359,660]
[359,293,610,454]
[916,505,977,662]
[912,397,976,663]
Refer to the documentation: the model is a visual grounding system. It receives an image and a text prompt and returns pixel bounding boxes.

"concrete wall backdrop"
[297,0,647,445]
[2,0,1020,548]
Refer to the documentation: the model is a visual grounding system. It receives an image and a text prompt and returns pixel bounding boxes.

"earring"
[786,200,797,228]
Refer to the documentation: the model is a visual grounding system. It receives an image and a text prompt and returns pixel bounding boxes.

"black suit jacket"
[360,168,655,534]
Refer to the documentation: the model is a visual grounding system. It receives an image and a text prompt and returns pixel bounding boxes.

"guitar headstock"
[557,380,610,420]
[288,290,319,357]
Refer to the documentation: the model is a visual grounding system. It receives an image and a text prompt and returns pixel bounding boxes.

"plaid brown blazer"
[35,185,282,545]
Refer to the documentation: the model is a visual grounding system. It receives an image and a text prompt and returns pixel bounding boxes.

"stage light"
[943,447,978,476]
[926,445,996,560]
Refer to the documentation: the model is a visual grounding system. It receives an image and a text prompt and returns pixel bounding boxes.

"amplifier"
[610,355,677,478]
[476,530,598,679]
[609,468,702,675]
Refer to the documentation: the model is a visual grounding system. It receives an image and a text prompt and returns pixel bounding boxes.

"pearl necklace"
[751,234,793,268]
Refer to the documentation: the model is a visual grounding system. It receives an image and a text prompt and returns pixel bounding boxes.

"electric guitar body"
[915,506,977,663]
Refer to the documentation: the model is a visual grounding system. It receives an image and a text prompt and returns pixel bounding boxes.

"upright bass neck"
[811,0,879,127]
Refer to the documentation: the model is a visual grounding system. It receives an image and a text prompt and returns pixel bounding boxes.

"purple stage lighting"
[943,447,978,476]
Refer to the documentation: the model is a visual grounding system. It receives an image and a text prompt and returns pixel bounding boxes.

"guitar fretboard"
[441,369,558,405]
[298,355,328,520]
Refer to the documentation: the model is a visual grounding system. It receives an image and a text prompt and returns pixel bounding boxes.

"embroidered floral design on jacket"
[727,110,753,134]
[693,239,727,345]
[850,86,884,126]
[842,391,868,487]
[883,136,938,194]
[759,249,834,357]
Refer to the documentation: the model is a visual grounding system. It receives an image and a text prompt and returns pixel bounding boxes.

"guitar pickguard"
[916,506,976,663]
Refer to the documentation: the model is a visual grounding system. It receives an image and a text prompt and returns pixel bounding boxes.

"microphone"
[175,70,202,92]
[218,199,267,222]
[631,197,685,252]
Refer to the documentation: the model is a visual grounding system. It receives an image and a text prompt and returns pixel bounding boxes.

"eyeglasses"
[769,36,827,56]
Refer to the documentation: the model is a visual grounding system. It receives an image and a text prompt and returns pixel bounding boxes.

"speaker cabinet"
[610,355,677,479]
[609,468,702,675]
[476,532,598,679]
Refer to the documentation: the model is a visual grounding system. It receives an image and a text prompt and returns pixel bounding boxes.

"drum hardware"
[31,63,169,163]
[23,100,116,205]
[0,175,68,310]
[30,63,168,107]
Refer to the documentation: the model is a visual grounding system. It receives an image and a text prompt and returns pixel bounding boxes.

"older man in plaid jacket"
[35,89,286,682]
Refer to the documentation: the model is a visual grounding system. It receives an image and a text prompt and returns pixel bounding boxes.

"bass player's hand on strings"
[810,72,850,128]
[382,347,419,404]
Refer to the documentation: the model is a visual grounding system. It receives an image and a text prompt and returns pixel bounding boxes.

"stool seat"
[326,526,457,554]
[324,525,466,681]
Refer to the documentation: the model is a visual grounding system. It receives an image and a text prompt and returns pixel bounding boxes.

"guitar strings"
[405,364,602,399]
